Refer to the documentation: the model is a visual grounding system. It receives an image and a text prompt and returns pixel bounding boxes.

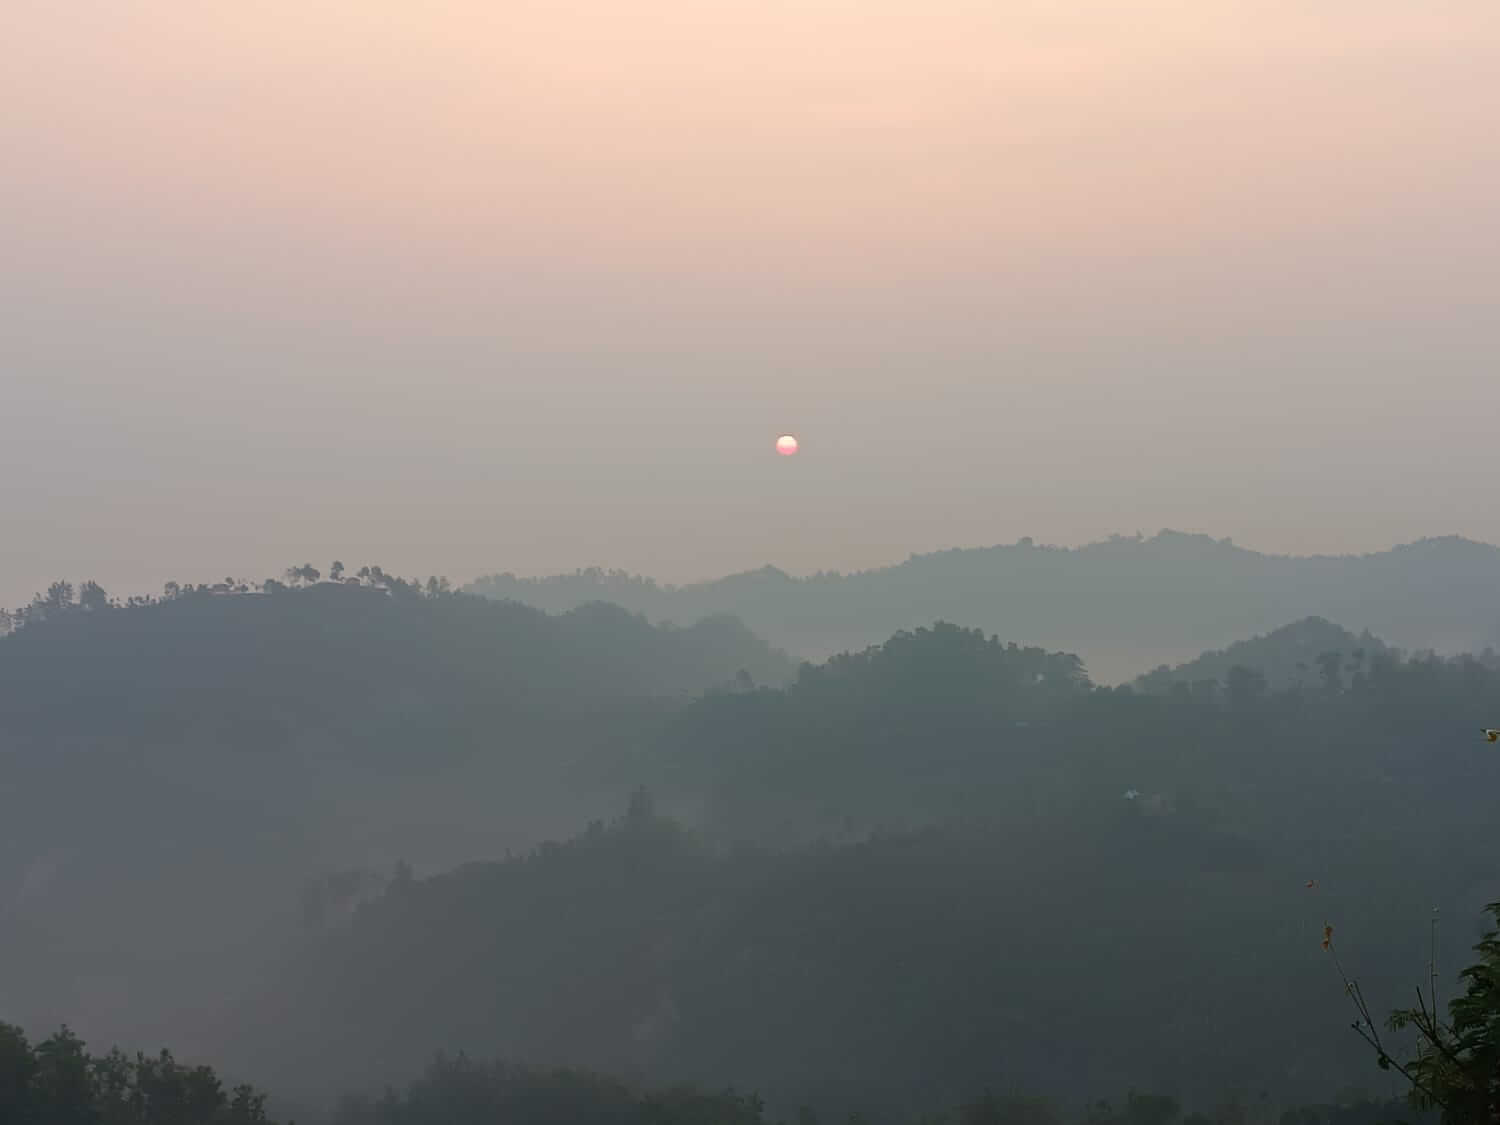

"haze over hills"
[1132,617,1396,695]
[0,579,790,1056]
[11,0,1500,1117]
[231,621,1500,1118]
[467,531,1500,683]
[8,568,1500,1121]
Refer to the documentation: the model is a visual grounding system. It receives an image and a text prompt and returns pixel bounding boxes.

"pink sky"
[3,2,1499,604]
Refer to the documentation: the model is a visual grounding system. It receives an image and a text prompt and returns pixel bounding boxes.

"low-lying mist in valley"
[5,558,1500,1121]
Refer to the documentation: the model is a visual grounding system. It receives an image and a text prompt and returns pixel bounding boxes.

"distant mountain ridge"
[467,531,1500,682]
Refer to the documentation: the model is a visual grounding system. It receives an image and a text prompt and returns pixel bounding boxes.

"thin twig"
[1326,939,1451,1112]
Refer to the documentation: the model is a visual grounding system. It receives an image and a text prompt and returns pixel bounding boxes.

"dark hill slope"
[0,585,791,1052]
[1132,616,1394,694]
[240,628,1500,1117]
[0,584,792,733]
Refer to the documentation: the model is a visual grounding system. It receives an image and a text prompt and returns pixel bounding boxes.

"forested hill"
[238,626,1500,1117]
[467,531,1500,682]
[1131,616,1395,694]
[1,1022,1426,1125]
[0,580,791,1055]
[0,581,793,725]
[11,586,1500,1119]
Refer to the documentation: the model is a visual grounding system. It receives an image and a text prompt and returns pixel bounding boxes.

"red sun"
[775,434,799,456]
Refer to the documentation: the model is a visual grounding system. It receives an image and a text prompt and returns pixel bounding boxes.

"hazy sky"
[4,1,1499,606]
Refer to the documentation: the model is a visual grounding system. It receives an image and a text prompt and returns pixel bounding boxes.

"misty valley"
[10,0,1500,1118]
[5,545,1500,1125]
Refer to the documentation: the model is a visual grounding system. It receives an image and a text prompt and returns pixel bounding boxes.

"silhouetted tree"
[1318,651,1344,694]
[626,786,655,826]
[0,1023,38,1123]
[1084,1093,1181,1125]
[961,1092,1064,1125]
[391,859,413,891]
[31,1027,94,1125]
[1332,901,1500,1122]
[0,1024,280,1125]
[41,581,76,615]
[1225,664,1268,708]
[79,581,110,612]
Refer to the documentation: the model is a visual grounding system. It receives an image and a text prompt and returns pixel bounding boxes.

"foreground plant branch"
[1325,905,1500,1124]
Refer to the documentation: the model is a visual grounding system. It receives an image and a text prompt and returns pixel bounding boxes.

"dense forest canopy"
[192,620,1500,1113]
[0,573,790,1057]
[0,1023,278,1125]
[6,566,1500,1122]
[0,1022,1434,1125]
[1131,618,1397,695]
[466,532,1500,683]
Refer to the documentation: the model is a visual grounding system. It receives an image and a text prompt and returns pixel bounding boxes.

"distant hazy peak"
[465,530,1500,684]
[1133,615,1392,693]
